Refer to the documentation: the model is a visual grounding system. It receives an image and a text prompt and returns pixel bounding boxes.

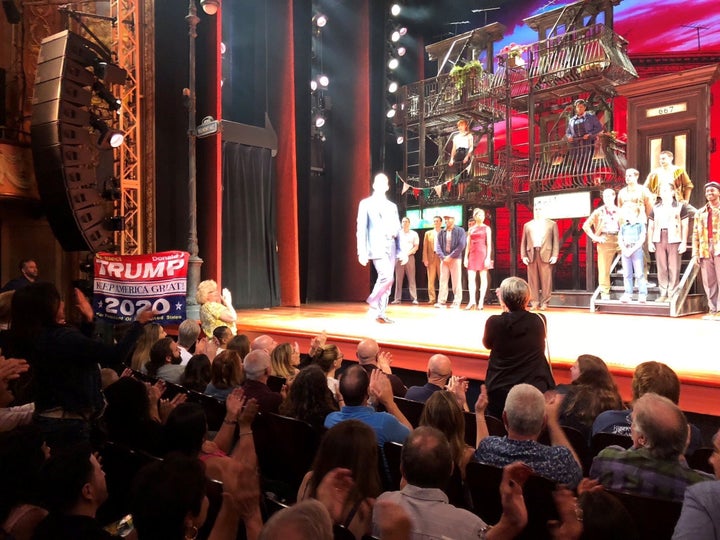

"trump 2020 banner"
[93,251,190,324]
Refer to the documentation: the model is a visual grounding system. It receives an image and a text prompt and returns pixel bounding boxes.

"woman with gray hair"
[483,277,555,418]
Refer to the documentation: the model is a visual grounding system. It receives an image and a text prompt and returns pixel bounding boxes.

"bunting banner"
[93,251,190,324]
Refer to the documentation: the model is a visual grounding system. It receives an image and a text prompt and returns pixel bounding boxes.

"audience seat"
[463,412,506,448]
[607,489,682,540]
[590,431,632,459]
[197,477,223,540]
[96,441,163,525]
[185,391,226,432]
[382,441,403,492]
[393,397,424,428]
[685,447,714,475]
[252,412,320,503]
[466,461,557,540]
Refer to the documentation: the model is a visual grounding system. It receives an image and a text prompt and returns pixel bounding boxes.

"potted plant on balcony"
[499,43,526,68]
[449,60,484,93]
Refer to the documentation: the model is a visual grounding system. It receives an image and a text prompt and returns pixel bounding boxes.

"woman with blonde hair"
[271,342,300,381]
[130,323,166,372]
[464,208,493,310]
[196,279,237,338]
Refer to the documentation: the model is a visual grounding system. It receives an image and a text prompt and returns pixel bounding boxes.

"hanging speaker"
[30,30,117,252]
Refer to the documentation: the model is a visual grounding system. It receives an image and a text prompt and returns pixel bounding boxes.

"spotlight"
[90,116,125,148]
[313,13,327,27]
[93,82,122,111]
[199,0,220,15]
[396,135,404,144]
[399,27,407,37]
[397,46,406,57]
[386,105,396,118]
[310,80,318,91]
[391,30,401,42]
[390,3,401,17]
[101,177,122,200]
[314,115,326,128]
[318,74,329,87]
[388,58,399,70]
[388,81,398,93]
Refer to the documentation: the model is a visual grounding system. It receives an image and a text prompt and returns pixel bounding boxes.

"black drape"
[221,141,280,308]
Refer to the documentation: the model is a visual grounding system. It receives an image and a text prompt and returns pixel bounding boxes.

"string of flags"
[395,163,471,199]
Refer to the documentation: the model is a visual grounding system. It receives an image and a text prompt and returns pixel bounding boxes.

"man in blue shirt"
[325,364,411,446]
[434,215,466,308]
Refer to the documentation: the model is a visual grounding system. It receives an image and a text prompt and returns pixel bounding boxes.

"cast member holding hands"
[520,207,559,311]
[582,189,620,300]
[464,208,492,310]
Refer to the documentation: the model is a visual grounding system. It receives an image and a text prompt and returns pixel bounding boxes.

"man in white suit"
[357,173,404,323]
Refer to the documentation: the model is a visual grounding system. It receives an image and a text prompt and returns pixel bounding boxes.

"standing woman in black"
[483,277,555,418]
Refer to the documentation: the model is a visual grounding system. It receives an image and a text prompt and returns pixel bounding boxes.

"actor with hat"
[692,181,720,320]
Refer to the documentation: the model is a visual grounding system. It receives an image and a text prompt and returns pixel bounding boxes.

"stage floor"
[235,302,720,416]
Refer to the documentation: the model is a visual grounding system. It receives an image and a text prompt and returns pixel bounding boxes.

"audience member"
[0,426,49,540]
[405,354,452,403]
[197,279,237,339]
[312,344,344,400]
[298,420,382,538]
[373,426,529,539]
[259,499,333,540]
[325,365,411,446]
[213,325,233,353]
[129,322,166,372]
[176,319,201,365]
[576,489,638,540]
[356,338,407,397]
[270,342,301,382]
[673,428,720,539]
[144,336,184,384]
[205,350,244,400]
[6,284,151,448]
[242,350,282,414]
[1,259,39,293]
[0,356,33,432]
[592,361,703,454]
[475,383,583,488]
[590,393,712,501]
[33,443,111,540]
[279,365,338,431]
[164,389,259,485]
[227,333,250,359]
[101,376,166,455]
[557,354,623,441]
[181,354,212,393]
[250,334,277,354]
[131,453,262,540]
[0,290,14,330]
[483,277,555,418]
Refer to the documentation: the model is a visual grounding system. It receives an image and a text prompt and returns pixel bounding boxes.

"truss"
[111,0,142,254]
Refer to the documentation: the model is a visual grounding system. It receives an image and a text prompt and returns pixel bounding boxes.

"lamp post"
[184,0,218,320]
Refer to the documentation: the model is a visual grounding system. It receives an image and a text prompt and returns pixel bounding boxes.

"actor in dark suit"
[356,173,403,323]
[520,209,559,310]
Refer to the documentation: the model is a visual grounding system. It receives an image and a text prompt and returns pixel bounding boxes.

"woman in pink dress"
[464,208,493,310]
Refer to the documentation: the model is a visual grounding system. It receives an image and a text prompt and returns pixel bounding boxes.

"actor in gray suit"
[520,208,559,310]
[357,173,403,323]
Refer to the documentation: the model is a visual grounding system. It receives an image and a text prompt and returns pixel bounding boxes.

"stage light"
[314,115,326,128]
[310,80,318,91]
[93,82,122,111]
[391,30,401,42]
[313,13,327,27]
[397,46,406,57]
[101,177,122,200]
[388,58,399,70]
[200,0,220,15]
[396,135,404,144]
[388,81,398,93]
[390,4,401,17]
[90,116,125,148]
[105,215,125,231]
[318,74,329,87]
[386,105,396,119]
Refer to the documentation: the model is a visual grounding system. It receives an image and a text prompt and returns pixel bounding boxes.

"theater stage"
[235,302,720,416]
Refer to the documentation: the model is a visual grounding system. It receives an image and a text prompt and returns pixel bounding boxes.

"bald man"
[250,334,277,354]
[355,338,407,397]
[405,354,453,403]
